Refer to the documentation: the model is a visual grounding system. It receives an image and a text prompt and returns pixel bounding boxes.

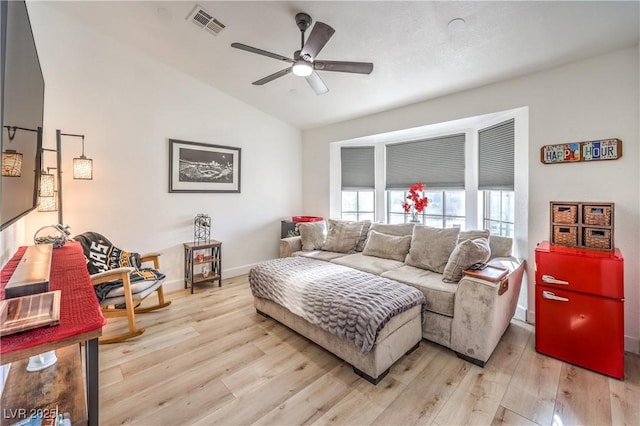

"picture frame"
[169,139,241,193]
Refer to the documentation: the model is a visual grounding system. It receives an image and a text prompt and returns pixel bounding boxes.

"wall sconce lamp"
[1,125,35,177]
[38,166,57,212]
[38,191,58,212]
[57,132,92,180]
[1,150,23,177]
[37,130,93,223]
[72,135,92,180]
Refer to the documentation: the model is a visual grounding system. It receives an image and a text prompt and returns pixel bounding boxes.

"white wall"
[0,3,302,290]
[302,46,640,354]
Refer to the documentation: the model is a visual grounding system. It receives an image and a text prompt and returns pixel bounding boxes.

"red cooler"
[535,241,624,379]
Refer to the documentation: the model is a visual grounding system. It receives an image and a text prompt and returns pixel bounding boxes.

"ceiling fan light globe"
[292,61,313,77]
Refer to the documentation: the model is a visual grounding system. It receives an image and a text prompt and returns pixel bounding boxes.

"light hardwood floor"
[97,275,639,425]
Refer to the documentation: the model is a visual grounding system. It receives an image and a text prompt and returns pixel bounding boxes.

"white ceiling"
[43,1,639,130]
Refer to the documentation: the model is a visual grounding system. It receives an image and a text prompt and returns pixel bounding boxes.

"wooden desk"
[0,243,105,426]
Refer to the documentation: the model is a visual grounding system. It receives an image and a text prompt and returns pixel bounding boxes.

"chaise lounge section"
[279,220,525,367]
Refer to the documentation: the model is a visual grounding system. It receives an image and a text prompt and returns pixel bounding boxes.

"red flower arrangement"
[401,183,429,222]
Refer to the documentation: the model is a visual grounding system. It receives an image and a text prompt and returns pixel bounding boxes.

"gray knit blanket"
[249,257,426,354]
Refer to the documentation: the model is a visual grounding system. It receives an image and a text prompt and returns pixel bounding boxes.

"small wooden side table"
[183,240,222,294]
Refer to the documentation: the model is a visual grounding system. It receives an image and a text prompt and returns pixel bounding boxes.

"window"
[385,134,465,228]
[335,115,519,235]
[386,189,465,228]
[342,190,375,221]
[341,146,375,220]
[479,119,515,236]
[484,190,514,236]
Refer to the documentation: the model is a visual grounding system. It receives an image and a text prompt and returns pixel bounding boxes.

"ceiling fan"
[231,12,373,95]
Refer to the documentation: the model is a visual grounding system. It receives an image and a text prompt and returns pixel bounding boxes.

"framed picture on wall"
[169,139,241,193]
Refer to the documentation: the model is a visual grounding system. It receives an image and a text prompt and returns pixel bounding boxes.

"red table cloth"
[1,242,106,356]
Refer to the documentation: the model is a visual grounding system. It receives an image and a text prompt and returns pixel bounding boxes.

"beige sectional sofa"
[279,220,525,367]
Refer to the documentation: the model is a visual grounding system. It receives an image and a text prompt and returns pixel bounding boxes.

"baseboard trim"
[162,262,263,294]
[624,335,640,354]
[526,308,535,325]
[515,304,527,322]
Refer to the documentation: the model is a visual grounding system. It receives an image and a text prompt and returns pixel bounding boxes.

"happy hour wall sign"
[540,138,622,164]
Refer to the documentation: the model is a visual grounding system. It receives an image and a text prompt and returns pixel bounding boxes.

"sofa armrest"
[450,257,526,364]
[280,236,302,258]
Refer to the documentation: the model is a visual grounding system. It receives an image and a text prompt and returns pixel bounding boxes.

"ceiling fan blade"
[300,22,335,60]
[305,71,329,95]
[231,43,294,63]
[314,60,374,74]
[252,67,292,85]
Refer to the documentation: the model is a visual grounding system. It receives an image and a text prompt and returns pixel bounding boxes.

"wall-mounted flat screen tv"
[1,0,45,230]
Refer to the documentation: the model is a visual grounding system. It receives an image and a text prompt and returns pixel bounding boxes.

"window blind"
[478,118,514,191]
[385,133,465,190]
[341,146,374,190]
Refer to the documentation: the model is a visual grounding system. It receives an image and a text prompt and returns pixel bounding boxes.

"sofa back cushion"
[362,230,412,262]
[405,226,460,273]
[442,237,491,283]
[321,219,364,253]
[298,221,327,251]
[457,229,490,243]
[489,235,513,259]
[369,223,415,237]
[355,220,372,252]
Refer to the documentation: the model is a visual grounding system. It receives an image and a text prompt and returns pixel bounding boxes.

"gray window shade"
[478,118,514,191]
[341,146,374,190]
[385,133,465,190]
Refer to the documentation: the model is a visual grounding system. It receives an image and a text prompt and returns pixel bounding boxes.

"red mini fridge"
[535,241,624,379]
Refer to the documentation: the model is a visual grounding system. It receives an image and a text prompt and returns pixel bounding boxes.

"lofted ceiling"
[42,1,639,130]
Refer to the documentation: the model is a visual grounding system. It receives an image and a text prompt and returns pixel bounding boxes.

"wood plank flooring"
[97,275,640,425]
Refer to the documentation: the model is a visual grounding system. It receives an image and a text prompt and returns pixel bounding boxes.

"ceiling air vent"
[187,4,226,36]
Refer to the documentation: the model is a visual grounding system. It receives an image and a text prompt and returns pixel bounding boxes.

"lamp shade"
[2,150,23,177]
[38,192,57,212]
[39,172,55,197]
[73,155,93,180]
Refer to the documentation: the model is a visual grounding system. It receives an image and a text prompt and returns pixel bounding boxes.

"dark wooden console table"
[0,242,106,426]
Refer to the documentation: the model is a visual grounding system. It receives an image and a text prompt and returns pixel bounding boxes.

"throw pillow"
[355,220,372,252]
[442,238,491,283]
[362,230,412,262]
[297,221,327,251]
[405,226,460,273]
[321,219,364,253]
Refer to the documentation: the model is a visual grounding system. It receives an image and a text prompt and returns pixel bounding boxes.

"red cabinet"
[535,241,624,379]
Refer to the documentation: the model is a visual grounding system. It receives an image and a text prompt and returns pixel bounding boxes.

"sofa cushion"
[356,220,372,252]
[442,238,491,283]
[331,253,405,276]
[405,226,460,273]
[296,250,347,262]
[322,220,364,253]
[489,235,513,259]
[369,223,415,237]
[381,265,457,317]
[298,221,327,251]
[457,229,490,243]
[362,230,412,262]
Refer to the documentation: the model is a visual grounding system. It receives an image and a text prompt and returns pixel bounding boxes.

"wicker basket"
[583,228,612,251]
[552,204,578,224]
[553,225,578,247]
[583,205,612,227]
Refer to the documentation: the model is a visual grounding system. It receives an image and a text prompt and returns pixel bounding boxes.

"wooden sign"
[540,138,622,164]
